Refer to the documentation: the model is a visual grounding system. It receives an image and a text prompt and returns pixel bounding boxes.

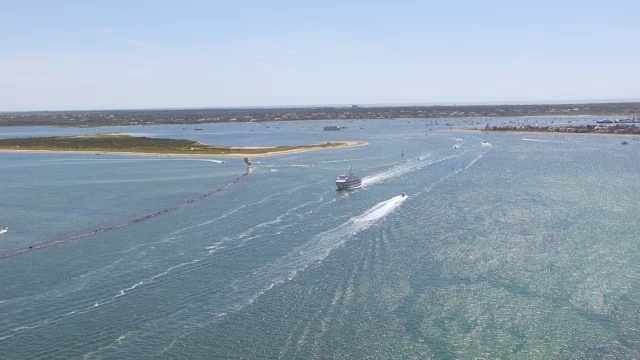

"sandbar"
[0,141,368,158]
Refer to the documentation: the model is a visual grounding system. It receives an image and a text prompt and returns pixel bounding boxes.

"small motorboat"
[0,227,8,234]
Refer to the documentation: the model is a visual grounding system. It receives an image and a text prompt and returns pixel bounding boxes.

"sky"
[1,0,639,111]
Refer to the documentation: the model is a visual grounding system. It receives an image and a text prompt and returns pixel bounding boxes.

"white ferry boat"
[336,169,362,190]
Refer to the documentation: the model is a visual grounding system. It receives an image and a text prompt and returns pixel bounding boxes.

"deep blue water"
[1,117,640,358]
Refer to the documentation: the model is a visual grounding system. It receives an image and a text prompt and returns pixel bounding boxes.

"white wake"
[520,138,562,143]
[353,195,407,225]
[228,194,408,308]
[361,154,460,187]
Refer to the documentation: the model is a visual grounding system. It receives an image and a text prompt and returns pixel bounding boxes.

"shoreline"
[0,141,368,158]
[445,129,640,137]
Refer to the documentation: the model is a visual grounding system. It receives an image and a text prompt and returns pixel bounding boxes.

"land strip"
[0,134,367,158]
[480,124,640,135]
[1,102,639,127]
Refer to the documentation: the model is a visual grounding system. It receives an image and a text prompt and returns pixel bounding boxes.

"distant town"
[1,102,639,127]
[485,122,640,135]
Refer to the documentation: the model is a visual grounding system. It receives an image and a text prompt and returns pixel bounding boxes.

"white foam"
[0,258,206,342]
[362,154,460,187]
[226,194,408,312]
[520,138,562,143]
[200,159,225,164]
[353,195,407,225]
[233,195,326,244]
[465,154,484,170]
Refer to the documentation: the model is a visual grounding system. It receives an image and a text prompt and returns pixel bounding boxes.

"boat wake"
[227,194,408,308]
[353,194,407,225]
[410,151,488,198]
[0,258,205,342]
[150,194,410,351]
[361,153,461,187]
[520,138,562,143]
[465,153,484,170]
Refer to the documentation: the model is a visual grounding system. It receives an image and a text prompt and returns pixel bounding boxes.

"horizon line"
[2,98,640,113]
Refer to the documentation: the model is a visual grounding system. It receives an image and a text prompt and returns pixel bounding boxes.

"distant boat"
[596,119,613,124]
[616,118,640,123]
[324,126,345,131]
[0,227,8,234]
[336,168,362,190]
[194,128,203,130]
[621,141,629,145]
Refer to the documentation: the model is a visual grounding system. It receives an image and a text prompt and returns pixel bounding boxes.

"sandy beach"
[0,141,368,158]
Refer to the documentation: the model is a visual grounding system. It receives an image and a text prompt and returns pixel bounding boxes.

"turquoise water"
[1,118,639,358]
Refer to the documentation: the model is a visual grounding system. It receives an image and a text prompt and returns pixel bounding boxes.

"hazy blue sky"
[1,0,639,111]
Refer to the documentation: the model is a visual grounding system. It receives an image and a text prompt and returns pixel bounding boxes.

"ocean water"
[1,117,640,358]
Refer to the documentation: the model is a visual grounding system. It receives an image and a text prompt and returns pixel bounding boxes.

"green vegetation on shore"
[0,134,350,155]
[1,102,639,127]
